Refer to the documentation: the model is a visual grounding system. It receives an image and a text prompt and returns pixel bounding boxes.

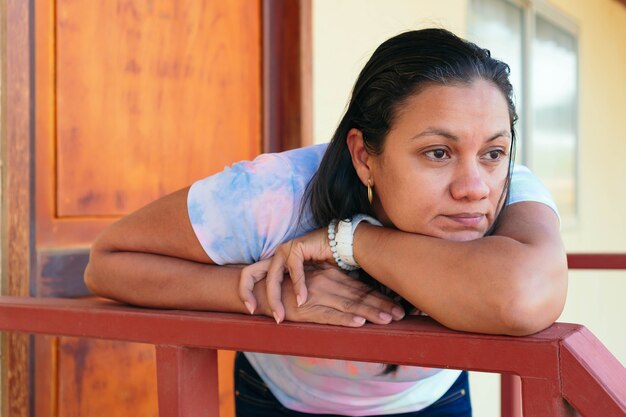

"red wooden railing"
[0,254,625,417]
[499,253,626,417]
[567,253,626,270]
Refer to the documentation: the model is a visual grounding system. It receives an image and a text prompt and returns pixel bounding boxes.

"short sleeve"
[508,165,560,222]
[187,145,326,265]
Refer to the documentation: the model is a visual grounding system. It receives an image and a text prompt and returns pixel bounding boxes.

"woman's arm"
[85,188,402,326]
[259,202,567,335]
[84,187,250,312]
[353,201,567,335]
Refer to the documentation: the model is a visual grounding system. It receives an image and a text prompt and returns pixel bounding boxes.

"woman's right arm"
[85,187,401,326]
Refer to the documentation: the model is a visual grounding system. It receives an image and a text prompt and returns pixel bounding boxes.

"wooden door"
[33,1,261,416]
[3,0,310,415]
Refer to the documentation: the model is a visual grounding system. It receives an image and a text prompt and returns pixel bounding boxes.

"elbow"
[83,259,99,296]
[499,300,561,336]
[84,239,111,298]
[497,265,568,336]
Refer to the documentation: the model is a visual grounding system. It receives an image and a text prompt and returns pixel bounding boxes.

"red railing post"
[520,377,577,417]
[500,374,521,417]
[561,327,626,417]
[156,346,220,417]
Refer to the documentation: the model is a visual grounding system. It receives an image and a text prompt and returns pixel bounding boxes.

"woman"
[85,29,567,416]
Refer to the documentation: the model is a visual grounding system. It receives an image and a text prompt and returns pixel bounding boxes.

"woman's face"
[368,79,512,242]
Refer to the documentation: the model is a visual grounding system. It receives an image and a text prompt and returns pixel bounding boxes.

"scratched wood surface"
[57,338,158,417]
[4,1,33,417]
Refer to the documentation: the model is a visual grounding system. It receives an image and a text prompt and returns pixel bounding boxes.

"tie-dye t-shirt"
[187,144,558,415]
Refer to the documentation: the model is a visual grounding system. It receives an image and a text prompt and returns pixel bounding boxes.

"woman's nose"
[450,162,490,201]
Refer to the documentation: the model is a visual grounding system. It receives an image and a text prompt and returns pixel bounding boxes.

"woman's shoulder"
[270,143,328,177]
[223,143,328,182]
[186,144,328,264]
[509,164,560,220]
[191,144,327,195]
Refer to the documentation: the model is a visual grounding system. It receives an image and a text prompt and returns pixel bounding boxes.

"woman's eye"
[484,150,505,161]
[425,149,449,160]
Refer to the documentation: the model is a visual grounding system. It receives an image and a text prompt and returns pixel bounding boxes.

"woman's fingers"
[262,228,406,326]
[265,228,336,323]
[265,250,289,323]
[325,270,405,320]
[239,259,272,314]
[292,292,397,327]
[266,241,312,323]
[286,241,308,307]
[303,269,406,325]
[298,305,368,328]
[338,278,405,320]
[283,229,333,307]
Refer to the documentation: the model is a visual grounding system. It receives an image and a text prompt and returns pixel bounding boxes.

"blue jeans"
[234,353,472,417]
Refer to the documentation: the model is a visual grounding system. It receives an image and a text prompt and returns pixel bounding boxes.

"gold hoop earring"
[367,179,373,205]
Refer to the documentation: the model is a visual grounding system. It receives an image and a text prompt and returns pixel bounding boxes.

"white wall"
[313,1,626,416]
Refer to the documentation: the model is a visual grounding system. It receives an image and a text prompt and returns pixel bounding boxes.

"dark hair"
[305,28,517,228]
[303,28,518,374]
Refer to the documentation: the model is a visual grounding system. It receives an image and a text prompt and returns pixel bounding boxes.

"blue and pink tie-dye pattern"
[188,145,325,264]
[186,144,559,415]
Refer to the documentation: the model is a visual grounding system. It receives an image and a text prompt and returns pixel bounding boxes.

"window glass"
[532,15,578,220]
[469,0,578,221]
[468,0,524,158]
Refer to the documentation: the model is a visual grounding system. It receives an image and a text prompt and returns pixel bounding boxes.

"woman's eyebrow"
[409,128,511,142]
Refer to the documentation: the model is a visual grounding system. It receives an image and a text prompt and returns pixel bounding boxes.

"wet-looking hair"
[304,28,517,228]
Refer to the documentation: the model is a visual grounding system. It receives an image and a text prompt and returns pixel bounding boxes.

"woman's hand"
[239,228,335,322]
[253,264,405,327]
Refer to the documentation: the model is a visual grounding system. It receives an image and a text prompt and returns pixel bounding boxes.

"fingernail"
[296,294,304,307]
[273,311,281,324]
[353,316,366,325]
[244,301,255,315]
[392,307,405,320]
[379,312,393,322]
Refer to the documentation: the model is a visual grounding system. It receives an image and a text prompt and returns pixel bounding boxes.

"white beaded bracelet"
[328,215,382,271]
[328,220,358,271]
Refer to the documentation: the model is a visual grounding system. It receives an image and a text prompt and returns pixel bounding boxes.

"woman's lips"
[443,213,486,227]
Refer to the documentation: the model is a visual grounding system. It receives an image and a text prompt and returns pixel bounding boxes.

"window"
[469,0,579,224]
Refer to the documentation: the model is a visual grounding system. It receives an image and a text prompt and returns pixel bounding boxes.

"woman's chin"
[396,224,488,242]
[435,229,486,242]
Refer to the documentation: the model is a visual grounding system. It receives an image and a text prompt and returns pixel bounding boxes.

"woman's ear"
[346,128,373,186]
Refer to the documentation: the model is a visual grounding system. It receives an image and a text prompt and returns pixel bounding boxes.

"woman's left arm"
[354,201,567,335]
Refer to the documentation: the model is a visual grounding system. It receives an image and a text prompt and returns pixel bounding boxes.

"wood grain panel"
[3,1,33,416]
[34,336,57,417]
[55,0,261,217]
[57,338,158,417]
[35,0,116,247]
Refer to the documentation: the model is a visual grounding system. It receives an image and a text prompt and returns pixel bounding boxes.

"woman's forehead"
[375,82,512,152]
[392,80,511,130]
